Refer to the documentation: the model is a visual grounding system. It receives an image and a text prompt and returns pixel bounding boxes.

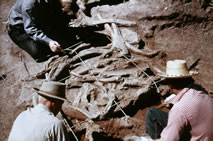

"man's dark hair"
[166,77,194,89]
[40,95,63,103]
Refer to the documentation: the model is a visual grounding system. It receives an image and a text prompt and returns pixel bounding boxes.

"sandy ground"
[0,0,44,140]
[1,0,213,140]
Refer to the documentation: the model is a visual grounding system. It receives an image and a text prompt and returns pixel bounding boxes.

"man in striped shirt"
[145,60,213,141]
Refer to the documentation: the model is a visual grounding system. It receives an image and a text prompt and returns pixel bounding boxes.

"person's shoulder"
[46,114,63,125]
[16,107,33,117]
[189,83,207,93]
[41,114,64,130]
[22,0,35,4]
[47,116,65,131]
[22,0,37,8]
[170,96,189,115]
[54,119,65,128]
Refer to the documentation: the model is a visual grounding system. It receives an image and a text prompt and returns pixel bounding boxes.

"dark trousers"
[8,25,55,62]
[8,24,110,62]
[145,108,168,139]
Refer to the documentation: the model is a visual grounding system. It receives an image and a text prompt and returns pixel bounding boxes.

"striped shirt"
[158,85,213,141]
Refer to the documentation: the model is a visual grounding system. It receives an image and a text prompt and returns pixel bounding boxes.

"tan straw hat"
[158,60,198,78]
[34,81,67,101]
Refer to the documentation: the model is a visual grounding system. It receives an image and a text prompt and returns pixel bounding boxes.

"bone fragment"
[101,71,132,78]
[96,59,115,68]
[66,79,83,88]
[69,10,136,27]
[46,56,70,81]
[62,104,89,120]
[69,71,96,82]
[67,48,106,64]
[70,71,82,77]
[35,55,67,79]
[48,61,69,81]
[104,22,160,58]
[151,66,164,75]
[68,83,114,120]
[99,77,122,83]
[104,23,129,57]
[125,42,160,57]
[78,69,90,75]
[85,122,103,141]
[70,43,91,56]
[100,49,114,59]
[81,76,97,82]
[98,12,159,58]
[122,79,145,87]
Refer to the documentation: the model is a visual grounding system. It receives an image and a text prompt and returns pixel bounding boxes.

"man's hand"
[49,40,63,52]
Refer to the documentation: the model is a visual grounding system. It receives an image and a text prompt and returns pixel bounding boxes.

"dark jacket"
[8,0,66,45]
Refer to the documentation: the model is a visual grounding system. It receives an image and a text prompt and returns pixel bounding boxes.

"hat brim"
[33,88,67,101]
[158,71,198,79]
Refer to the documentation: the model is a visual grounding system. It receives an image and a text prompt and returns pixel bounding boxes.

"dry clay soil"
[1,0,213,141]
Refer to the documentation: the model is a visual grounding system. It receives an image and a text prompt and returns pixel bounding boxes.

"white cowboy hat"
[158,60,198,78]
[34,81,67,101]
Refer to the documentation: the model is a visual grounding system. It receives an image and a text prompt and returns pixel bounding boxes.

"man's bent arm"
[156,106,187,141]
[21,0,52,45]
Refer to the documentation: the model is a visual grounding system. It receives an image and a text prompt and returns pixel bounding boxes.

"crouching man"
[124,59,213,141]
[8,81,70,141]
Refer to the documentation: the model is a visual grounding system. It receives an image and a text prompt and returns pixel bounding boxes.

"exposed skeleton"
[69,10,137,27]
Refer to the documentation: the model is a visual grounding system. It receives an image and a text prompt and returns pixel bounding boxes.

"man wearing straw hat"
[8,81,70,141]
[124,60,213,141]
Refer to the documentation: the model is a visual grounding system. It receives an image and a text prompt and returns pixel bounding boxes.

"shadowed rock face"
[1,0,213,140]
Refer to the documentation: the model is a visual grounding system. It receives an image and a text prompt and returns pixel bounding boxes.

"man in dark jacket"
[8,0,75,62]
